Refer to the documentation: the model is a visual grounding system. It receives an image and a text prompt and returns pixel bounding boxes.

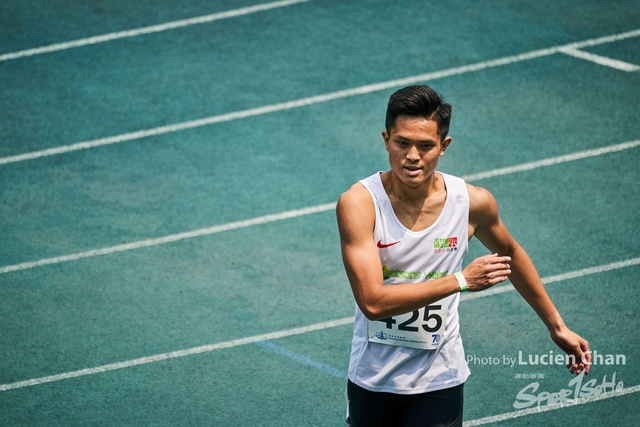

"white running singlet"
[347,171,471,394]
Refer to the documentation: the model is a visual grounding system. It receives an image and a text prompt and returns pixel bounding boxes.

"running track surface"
[1,0,639,425]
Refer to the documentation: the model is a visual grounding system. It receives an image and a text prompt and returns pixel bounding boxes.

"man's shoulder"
[339,171,384,204]
[336,182,376,236]
[466,183,499,223]
[338,181,373,210]
[465,182,493,203]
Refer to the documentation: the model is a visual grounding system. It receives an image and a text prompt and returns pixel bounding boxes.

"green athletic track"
[1,0,638,425]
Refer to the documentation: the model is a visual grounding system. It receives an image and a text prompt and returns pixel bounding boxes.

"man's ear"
[382,130,390,151]
[439,136,452,156]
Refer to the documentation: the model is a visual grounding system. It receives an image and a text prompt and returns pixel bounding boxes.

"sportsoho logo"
[434,237,458,253]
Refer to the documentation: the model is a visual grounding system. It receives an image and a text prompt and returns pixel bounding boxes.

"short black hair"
[385,85,452,139]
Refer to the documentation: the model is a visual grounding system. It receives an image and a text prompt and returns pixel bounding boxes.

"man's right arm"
[336,183,511,320]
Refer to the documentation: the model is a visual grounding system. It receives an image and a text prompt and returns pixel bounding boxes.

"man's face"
[382,115,451,187]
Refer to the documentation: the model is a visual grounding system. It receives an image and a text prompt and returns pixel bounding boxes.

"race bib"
[368,304,448,350]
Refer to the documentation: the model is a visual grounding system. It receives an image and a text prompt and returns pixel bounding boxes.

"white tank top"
[348,171,471,394]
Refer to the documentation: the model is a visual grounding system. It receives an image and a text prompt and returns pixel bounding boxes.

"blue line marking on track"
[254,340,348,380]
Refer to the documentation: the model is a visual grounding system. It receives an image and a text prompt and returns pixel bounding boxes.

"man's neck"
[382,170,443,205]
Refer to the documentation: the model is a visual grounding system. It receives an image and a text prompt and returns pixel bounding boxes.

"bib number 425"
[378,305,443,332]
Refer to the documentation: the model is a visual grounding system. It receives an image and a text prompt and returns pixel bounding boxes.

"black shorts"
[346,380,464,427]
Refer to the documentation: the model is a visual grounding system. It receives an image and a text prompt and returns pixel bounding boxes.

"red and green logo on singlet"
[433,237,458,253]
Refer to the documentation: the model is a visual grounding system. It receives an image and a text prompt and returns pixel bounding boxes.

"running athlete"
[336,85,590,427]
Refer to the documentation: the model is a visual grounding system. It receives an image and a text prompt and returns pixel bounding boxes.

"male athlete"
[336,85,590,426]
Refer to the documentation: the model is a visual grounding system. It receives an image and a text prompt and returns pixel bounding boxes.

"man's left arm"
[468,184,591,375]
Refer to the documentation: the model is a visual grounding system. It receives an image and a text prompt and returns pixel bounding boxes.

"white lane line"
[559,47,640,72]
[461,140,640,182]
[461,257,640,302]
[0,47,557,165]
[0,0,311,62]
[0,202,337,275]
[568,28,640,49]
[464,384,640,426]
[1,257,637,392]
[539,257,640,285]
[2,139,639,276]
[0,317,355,392]
[254,341,348,380]
[1,28,639,166]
